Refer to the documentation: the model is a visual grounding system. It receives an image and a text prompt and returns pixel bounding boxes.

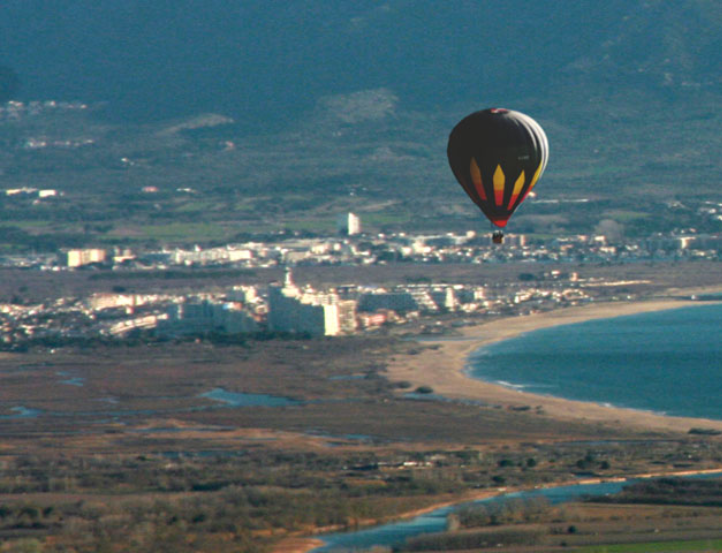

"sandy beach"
[387,297,722,435]
[273,295,722,553]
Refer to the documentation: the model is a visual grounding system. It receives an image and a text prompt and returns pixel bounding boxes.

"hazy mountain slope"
[2,1,719,123]
[594,0,722,91]
[0,1,720,241]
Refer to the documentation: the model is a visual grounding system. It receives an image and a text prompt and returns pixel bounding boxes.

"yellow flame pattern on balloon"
[470,158,486,200]
[508,170,526,209]
[493,165,505,205]
[528,162,543,192]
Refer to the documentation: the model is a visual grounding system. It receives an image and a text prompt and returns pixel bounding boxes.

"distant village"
[1,211,722,347]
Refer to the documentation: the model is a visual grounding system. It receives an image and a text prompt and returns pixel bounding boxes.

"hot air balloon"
[447,108,548,244]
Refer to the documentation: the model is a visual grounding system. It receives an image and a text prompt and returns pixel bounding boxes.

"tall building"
[161,300,258,336]
[429,287,458,312]
[337,212,361,236]
[267,270,348,336]
[61,248,107,268]
[336,300,358,333]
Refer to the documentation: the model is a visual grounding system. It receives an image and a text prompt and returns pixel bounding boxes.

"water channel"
[313,473,722,552]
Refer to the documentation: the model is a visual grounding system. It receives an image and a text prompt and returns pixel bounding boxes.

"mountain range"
[2,1,720,122]
[0,0,720,242]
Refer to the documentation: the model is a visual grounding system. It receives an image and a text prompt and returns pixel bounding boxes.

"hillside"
[0,1,720,247]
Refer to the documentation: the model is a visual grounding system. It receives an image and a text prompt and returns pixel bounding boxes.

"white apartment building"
[267,270,351,336]
[61,248,107,268]
[337,212,361,236]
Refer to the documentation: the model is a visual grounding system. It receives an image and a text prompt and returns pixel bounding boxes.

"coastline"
[387,296,722,434]
[272,294,722,553]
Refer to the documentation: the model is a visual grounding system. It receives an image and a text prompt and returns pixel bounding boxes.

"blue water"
[0,406,43,420]
[0,389,300,424]
[467,304,722,420]
[316,481,625,552]
[200,388,300,407]
[60,377,85,387]
[314,472,722,552]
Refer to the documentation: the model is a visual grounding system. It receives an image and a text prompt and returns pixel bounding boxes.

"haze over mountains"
[0,0,721,238]
[2,1,720,122]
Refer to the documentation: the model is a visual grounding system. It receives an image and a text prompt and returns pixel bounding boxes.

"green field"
[112,222,234,242]
[579,539,722,552]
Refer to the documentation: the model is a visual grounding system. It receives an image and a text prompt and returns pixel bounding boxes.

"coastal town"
[2,211,721,347]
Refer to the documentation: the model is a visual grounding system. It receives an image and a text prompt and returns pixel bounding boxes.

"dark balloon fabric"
[447,108,548,228]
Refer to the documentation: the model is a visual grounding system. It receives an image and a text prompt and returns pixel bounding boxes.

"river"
[312,472,722,552]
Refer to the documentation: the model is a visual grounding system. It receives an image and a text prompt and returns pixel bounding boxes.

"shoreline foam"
[387,296,722,434]
[273,295,722,553]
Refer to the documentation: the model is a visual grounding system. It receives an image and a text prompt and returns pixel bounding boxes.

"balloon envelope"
[447,108,548,228]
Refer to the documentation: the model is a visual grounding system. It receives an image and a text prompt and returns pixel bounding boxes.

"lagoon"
[200,387,300,408]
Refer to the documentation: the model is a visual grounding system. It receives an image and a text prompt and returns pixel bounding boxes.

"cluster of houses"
[2,222,722,273]
[0,267,594,346]
[1,209,721,345]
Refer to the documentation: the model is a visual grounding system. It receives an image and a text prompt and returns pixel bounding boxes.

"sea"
[466,303,722,420]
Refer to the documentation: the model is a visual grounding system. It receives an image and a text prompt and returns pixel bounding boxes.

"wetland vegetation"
[2,333,722,552]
